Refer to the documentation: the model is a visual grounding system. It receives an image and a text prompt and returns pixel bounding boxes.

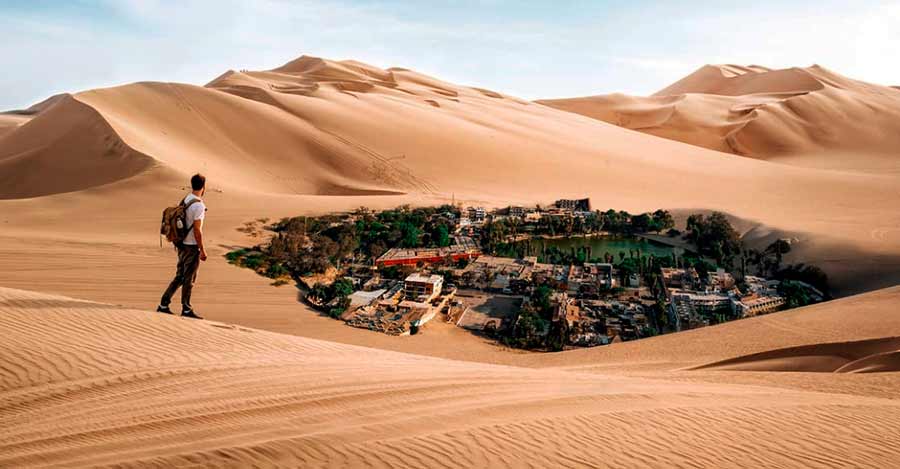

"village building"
[466,206,486,223]
[733,294,785,316]
[555,198,591,212]
[671,291,733,323]
[744,275,781,296]
[404,273,444,302]
[661,267,700,290]
[708,268,736,291]
[375,237,480,267]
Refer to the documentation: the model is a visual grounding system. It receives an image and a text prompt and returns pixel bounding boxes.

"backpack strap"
[182,198,204,232]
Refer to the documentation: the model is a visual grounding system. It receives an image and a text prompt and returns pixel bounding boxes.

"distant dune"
[3,286,900,468]
[539,64,900,171]
[1,55,899,294]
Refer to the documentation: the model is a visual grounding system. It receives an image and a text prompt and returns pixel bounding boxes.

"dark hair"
[191,173,206,191]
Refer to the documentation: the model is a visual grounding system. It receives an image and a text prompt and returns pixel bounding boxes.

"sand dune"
[540,64,900,171]
[1,54,900,467]
[3,286,900,468]
[692,337,900,373]
[0,93,68,138]
[1,55,899,293]
[0,95,154,199]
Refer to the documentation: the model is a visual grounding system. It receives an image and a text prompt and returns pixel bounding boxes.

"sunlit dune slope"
[3,286,900,468]
[1,55,899,295]
[0,113,30,139]
[539,64,900,169]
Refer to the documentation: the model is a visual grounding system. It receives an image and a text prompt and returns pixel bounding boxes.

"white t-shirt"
[182,193,206,246]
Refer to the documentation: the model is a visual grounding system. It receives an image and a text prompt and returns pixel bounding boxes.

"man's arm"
[193,219,208,261]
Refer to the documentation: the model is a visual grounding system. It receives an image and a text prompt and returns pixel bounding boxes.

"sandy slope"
[2,286,900,468]
[0,113,30,138]
[1,55,898,294]
[1,55,900,467]
[540,64,900,171]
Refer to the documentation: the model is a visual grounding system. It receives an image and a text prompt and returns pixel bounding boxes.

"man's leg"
[160,247,187,307]
[180,246,201,311]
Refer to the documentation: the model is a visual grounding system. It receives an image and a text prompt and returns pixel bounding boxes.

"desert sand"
[540,64,900,172]
[1,55,900,467]
[2,286,900,468]
[2,56,899,294]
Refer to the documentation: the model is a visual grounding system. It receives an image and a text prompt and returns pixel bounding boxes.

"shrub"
[328,296,351,319]
[225,248,248,263]
[243,255,264,270]
[265,262,289,279]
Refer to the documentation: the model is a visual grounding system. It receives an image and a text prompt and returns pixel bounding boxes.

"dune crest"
[540,64,900,169]
[0,94,154,199]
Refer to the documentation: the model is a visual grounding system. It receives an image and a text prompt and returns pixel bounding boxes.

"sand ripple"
[2,287,900,468]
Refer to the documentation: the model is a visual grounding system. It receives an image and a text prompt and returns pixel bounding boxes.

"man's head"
[191,173,206,195]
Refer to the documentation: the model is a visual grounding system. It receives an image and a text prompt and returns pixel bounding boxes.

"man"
[157,174,208,319]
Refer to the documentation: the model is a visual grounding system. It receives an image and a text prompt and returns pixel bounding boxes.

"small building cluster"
[662,267,786,329]
[375,236,480,267]
[342,273,455,335]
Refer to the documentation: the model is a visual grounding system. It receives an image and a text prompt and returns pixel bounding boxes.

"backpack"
[160,198,203,246]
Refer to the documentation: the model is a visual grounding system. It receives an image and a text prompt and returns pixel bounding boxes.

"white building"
[404,274,444,302]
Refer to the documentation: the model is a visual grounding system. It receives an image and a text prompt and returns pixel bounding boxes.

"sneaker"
[156,305,173,314]
[181,308,203,320]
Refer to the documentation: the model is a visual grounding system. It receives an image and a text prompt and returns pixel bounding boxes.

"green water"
[527,235,676,260]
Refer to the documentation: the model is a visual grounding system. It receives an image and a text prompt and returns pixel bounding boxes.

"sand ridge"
[3,286,900,468]
[2,55,899,293]
[540,64,900,170]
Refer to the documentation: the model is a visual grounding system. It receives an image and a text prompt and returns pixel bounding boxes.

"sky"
[2,0,899,110]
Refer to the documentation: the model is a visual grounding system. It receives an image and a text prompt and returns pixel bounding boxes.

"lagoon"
[526,235,678,261]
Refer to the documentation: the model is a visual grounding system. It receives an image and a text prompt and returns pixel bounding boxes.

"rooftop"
[405,273,444,284]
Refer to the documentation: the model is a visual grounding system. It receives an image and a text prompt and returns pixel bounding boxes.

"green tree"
[632,213,652,233]
[778,280,811,308]
[532,285,554,319]
[434,224,451,247]
[685,212,741,265]
[330,278,354,298]
[765,239,792,273]
[651,209,675,233]
[308,283,329,303]
[509,308,548,349]
[328,296,351,319]
[398,222,421,248]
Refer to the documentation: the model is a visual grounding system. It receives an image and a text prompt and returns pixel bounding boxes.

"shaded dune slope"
[3,286,900,468]
[0,95,154,199]
[691,336,900,373]
[540,64,900,167]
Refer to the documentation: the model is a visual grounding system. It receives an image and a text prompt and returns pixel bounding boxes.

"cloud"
[1,0,899,109]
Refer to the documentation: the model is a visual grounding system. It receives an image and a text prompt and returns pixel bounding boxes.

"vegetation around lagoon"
[225,203,830,351]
